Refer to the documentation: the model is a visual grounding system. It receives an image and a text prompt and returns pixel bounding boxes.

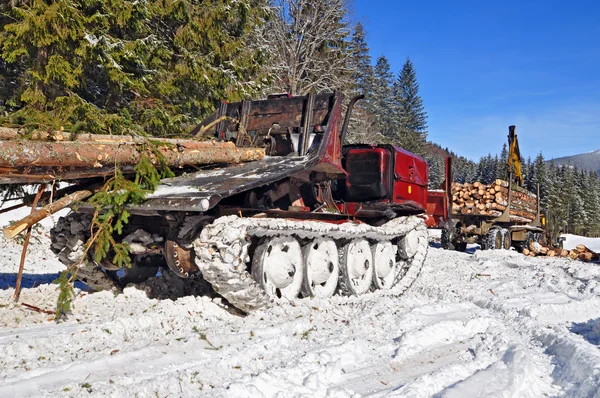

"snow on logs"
[451,179,537,222]
[0,128,265,184]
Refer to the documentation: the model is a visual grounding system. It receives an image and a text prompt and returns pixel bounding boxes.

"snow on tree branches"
[266,0,354,96]
[0,0,271,136]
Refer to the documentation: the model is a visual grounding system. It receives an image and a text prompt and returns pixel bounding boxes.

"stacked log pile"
[523,242,599,262]
[451,179,537,223]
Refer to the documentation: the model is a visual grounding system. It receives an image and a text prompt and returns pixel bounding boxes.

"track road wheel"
[339,239,374,296]
[252,236,304,300]
[302,239,339,298]
[501,228,511,250]
[75,263,122,292]
[371,241,397,290]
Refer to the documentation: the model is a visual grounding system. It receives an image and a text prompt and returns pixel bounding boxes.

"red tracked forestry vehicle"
[51,92,430,311]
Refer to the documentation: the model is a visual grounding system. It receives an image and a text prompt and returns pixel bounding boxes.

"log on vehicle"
[0,137,265,183]
[451,180,537,222]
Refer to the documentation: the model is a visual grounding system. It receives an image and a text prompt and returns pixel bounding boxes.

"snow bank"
[561,233,600,254]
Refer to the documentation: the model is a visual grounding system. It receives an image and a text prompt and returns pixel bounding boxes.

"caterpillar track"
[194,215,428,312]
[50,212,428,312]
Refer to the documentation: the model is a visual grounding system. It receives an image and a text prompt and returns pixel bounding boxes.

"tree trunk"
[0,140,263,169]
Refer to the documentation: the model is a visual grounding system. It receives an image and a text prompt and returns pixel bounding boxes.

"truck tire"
[484,229,502,250]
[519,231,535,252]
[441,229,451,250]
[501,228,511,250]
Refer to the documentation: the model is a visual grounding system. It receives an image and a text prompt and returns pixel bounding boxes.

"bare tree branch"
[265,0,354,95]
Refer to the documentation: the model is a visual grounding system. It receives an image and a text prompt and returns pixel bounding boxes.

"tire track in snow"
[413,248,600,397]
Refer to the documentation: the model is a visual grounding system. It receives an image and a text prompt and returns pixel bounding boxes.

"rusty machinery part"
[165,240,200,278]
[193,214,428,313]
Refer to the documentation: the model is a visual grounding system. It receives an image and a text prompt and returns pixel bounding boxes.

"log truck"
[426,126,546,251]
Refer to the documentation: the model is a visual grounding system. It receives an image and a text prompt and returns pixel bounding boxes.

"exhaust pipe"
[340,94,365,145]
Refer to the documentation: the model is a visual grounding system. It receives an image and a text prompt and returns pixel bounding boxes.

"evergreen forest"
[1,0,598,238]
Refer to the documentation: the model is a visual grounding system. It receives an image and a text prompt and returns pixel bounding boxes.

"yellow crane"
[507,125,524,186]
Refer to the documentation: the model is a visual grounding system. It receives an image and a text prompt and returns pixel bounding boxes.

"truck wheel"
[252,236,304,300]
[501,229,511,250]
[339,239,374,296]
[525,232,536,251]
[484,229,502,250]
[441,229,454,250]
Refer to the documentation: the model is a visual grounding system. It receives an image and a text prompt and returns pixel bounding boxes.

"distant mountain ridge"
[549,149,600,175]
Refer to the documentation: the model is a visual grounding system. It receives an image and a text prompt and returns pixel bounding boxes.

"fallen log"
[569,250,579,260]
[530,241,542,254]
[3,188,96,240]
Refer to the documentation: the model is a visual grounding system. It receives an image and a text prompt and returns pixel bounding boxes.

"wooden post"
[13,185,46,301]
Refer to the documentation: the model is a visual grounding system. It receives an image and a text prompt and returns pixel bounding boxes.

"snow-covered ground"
[1,221,600,397]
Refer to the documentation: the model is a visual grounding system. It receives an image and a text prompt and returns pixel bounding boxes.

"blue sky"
[353,0,600,161]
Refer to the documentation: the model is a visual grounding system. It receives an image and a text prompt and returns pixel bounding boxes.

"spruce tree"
[346,22,381,144]
[394,57,427,154]
[586,171,600,236]
[0,0,271,136]
[524,156,534,192]
[572,168,587,235]
[533,152,548,200]
[424,154,444,189]
[349,23,373,97]
[545,163,567,237]
[497,143,509,181]
[371,55,396,141]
